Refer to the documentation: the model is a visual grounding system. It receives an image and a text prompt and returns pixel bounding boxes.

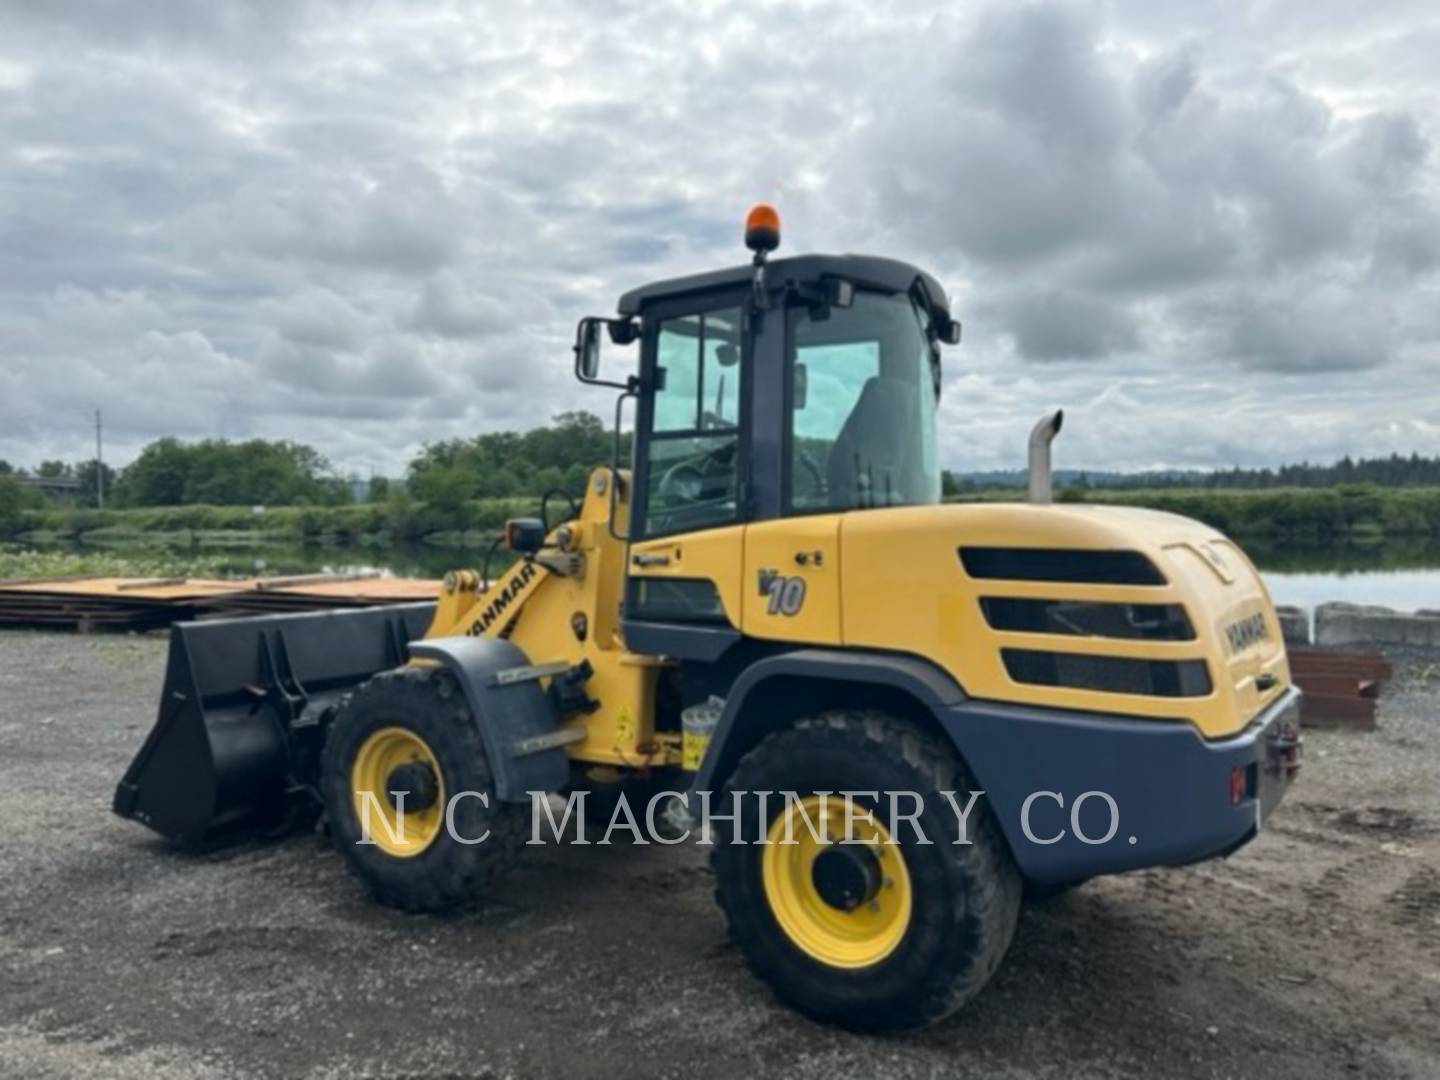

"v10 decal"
[758,569,807,616]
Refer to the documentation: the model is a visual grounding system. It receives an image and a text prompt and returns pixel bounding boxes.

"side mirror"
[794,362,808,410]
[575,317,639,388]
[937,317,962,346]
[575,318,604,381]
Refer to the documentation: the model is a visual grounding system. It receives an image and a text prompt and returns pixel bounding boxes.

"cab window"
[641,306,744,536]
[788,290,940,511]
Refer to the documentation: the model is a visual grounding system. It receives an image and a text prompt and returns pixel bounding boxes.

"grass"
[0,546,235,581]
[4,497,535,546]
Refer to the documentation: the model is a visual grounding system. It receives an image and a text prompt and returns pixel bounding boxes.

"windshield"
[789,289,941,511]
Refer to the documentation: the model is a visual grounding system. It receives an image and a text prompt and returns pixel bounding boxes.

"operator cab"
[575,206,961,542]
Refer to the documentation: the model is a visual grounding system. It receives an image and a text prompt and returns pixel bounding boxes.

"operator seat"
[826,375,920,509]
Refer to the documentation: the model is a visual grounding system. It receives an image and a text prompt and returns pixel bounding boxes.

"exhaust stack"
[1027,409,1064,504]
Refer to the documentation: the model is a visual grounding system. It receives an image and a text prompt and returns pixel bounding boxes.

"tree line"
[1178,453,1440,489]
[0,412,624,520]
[406,411,626,515]
[1,440,351,510]
[4,419,1438,525]
[943,452,1440,494]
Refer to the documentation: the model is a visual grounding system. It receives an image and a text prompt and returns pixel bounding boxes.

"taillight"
[1229,765,1246,806]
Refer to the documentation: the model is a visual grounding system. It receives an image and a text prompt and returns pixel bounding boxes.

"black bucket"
[113,602,436,847]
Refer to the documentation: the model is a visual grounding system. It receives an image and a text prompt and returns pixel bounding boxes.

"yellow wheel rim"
[761,795,913,968]
[350,726,446,858]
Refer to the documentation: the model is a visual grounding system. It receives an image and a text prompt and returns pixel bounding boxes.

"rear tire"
[321,667,526,912]
[710,710,1021,1031]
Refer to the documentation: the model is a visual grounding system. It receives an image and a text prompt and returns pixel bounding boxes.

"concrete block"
[1315,602,1440,648]
[1275,605,1310,647]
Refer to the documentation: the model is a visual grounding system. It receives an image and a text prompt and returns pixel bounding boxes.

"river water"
[1262,567,1440,612]
[1242,537,1440,612]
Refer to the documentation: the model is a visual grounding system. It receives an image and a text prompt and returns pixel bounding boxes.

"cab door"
[741,514,843,645]
[739,291,897,646]
[625,298,749,638]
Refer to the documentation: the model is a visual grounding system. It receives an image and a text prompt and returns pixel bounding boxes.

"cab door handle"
[794,550,824,567]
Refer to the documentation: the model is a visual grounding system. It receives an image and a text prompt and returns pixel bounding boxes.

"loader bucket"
[113,602,436,847]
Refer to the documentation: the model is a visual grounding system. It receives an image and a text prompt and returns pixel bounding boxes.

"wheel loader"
[114,206,1302,1030]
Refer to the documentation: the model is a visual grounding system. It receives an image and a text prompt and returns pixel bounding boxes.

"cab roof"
[616,253,951,319]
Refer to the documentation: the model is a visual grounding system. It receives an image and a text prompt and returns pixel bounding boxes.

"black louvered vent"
[980,598,1195,641]
[628,577,727,623]
[959,547,1167,585]
[1002,649,1212,698]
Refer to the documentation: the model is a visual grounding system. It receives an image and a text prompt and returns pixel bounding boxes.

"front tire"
[710,710,1021,1031]
[321,667,526,912]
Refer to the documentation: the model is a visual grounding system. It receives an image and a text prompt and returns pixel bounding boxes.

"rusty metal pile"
[0,573,439,632]
[1290,648,1391,731]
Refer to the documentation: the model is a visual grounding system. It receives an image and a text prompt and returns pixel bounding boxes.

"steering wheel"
[659,462,706,503]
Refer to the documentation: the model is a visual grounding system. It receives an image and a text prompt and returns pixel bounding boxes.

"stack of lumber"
[0,576,245,632]
[0,573,439,631]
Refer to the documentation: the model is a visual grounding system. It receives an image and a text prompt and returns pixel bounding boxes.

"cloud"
[227,167,464,274]
[990,289,1141,362]
[856,3,1440,380]
[409,271,508,339]
[263,287,368,350]
[1223,286,1393,373]
[0,0,1437,477]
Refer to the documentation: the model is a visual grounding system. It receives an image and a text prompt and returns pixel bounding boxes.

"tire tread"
[710,708,1021,1029]
[321,666,526,913]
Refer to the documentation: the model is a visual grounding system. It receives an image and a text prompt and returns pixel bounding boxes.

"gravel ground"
[1,629,1437,1079]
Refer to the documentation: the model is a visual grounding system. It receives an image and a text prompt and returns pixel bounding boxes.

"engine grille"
[1002,648,1213,698]
[959,547,1167,585]
[980,597,1195,641]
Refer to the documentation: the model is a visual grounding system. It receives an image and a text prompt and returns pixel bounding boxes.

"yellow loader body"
[435,470,1289,769]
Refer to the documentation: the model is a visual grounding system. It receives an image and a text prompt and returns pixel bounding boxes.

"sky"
[2,0,1438,479]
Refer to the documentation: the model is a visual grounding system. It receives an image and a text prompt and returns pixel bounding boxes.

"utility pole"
[95,408,104,509]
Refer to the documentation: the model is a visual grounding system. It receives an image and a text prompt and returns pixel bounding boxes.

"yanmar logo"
[1225,612,1269,654]
[466,561,537,637]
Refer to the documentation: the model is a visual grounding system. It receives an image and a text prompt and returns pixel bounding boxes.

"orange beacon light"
[744,204,781,254]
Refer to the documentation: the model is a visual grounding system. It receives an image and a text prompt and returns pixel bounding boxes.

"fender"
[691,647,1302,888]
[408,637,570,802]
[690,648,967,796]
